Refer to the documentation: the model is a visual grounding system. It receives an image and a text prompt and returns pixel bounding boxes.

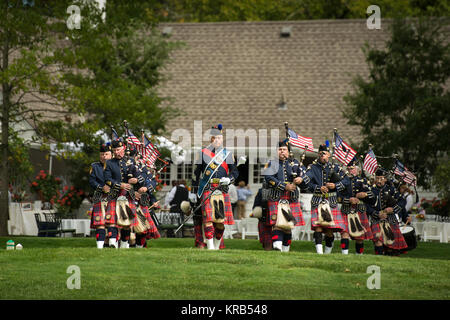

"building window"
[176,163,194,182]
[158,165,171,187]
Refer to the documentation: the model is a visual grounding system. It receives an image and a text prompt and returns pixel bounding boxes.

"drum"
[400,225,417,251]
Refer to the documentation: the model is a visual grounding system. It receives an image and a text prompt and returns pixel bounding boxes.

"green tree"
[432,160,450,201]
[342,17,450,188]
[0,0,180,235]
[145,0,450,22]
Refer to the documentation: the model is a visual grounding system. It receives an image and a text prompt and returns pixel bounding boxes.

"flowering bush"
[422,198,449,217]
[155,173,163,191]
[54,186,86,218]
[55,186,86,217]
[29,170,62,202]
[415,197,450,220]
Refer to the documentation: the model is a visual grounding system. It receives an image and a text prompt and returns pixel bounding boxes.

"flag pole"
[284,121,297,178]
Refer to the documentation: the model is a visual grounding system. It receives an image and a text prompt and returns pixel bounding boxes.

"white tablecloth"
[61,219,91,237]
[7,202,41,236]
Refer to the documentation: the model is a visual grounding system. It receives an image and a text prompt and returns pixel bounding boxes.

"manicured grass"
[0,237,449,300]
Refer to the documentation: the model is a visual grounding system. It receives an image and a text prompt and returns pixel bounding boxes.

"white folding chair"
[423,222,444,242]
[443,223,450,243]
[291,226,301,240]
[241,218,259,240]
[223,224,238,239]
[300,214,313,241]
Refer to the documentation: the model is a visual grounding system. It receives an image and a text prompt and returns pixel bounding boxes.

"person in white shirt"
[399,183,414,225]
[236,181,252,219]
[228,183,238,219]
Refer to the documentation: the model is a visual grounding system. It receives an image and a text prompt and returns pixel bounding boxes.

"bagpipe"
[316,129,345,227]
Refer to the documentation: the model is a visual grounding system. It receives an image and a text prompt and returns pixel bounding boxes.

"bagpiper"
[104,138,141,248]
[262,139,308,252]
[250,188,272,251]
[337,158,374,254]
[191,124,239,250]
[365,168,408,255]
[89,142,112,249]
[305,143,350,254]
[130,146,160,248]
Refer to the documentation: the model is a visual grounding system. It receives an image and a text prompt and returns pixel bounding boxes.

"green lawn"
[0,236,449,300]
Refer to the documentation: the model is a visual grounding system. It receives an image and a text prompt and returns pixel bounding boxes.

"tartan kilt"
[371,222,408,250]
[267,192,304,227]
[193,224,225,248]
[341,211,373,240]
[310,206,346,232]
[258,221,273,246]
[194,224,206,248]
[201,188,234,225]
[134,205,160,239]
[90,197,107,228]
[105,190,136,225]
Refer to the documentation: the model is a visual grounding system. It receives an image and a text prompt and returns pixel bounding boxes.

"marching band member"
[250,188,272,251]
[366,168,408,255]
[338,158,374,254]
[263,139,308,252]
[191,124,238,250]
[306,144,349,254]
[398,183,414,225]
[131,148,160,248]
[104,138,141,248]
[89,142,112,249]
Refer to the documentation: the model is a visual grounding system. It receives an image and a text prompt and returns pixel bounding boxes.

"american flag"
[287,128,314,151]
[126,129,143,154]
[334,133,357,166]
[142,135,160,167]
[363,149,378,175]
[394,160,417,186]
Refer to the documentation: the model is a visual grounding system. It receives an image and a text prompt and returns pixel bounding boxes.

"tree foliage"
[0,0,181,235]
[145,0,450,22]
[343,17,450,188]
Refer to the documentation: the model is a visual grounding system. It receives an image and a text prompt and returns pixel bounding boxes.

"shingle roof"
[157,20,390,149]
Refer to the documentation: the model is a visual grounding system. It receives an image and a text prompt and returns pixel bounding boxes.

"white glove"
[219,177,231,186]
